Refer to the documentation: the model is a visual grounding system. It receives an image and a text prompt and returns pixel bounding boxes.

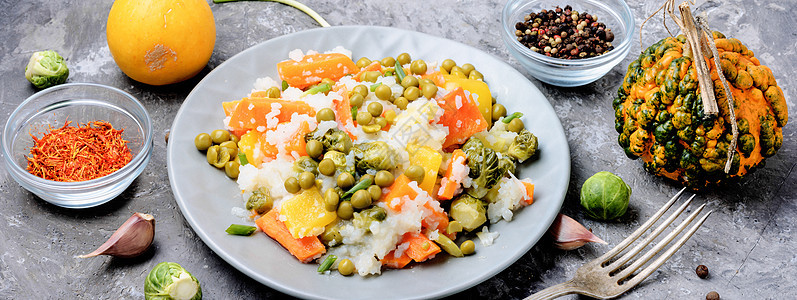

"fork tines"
[600,187,713,287]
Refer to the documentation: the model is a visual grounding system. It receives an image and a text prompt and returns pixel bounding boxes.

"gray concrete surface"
[1,0,794,299]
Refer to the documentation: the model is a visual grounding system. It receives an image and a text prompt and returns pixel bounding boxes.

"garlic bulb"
[550,213,606,250]
[79,212,155,258]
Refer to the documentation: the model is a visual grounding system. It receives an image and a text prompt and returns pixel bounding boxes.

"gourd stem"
[676,3,718,116]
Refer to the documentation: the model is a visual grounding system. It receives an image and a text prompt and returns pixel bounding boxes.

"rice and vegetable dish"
[216,47,540,276]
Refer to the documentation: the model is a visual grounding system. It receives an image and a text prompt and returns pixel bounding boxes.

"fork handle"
[524,280,580,300]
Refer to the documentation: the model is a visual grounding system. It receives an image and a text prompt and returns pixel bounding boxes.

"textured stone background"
[0,0,794,299]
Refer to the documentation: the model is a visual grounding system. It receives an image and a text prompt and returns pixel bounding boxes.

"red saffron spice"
[26,120,133,182]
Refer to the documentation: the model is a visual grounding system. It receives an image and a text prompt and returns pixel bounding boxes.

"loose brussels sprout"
[580,171,631,220]
[462,137,502,198]
[498,154,516,177]
[306,128,352,154]
[450,194,487,231]
[293,156,319,175]
[246,187,273,214]
[24,50,69,89]
[352,206,387,232]
[144,262,202,300]
[323,150,353,174]
[351,141,398,174]
[507,129,538,162]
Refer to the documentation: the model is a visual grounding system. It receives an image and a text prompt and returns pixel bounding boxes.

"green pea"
[225,161,240,179]
[460,240,476,255]
[374,170,394,187]
[210,129,231,144]
[206,145,230,168]
[381,56,396,67]
[449,69,466,78]
[468,70,484,81]
[491,103,507,121]
[403,86,420,101]
[400,76,419,88]
[220,140,237,152]
[229,133,240,144]
[394,97,409,110]
[324,188,340,212]
[349,93,364,108]
[363,71,380,83]
[421,84,438,99]
[265,86,281,98]
[410,60,427,75]
[337,201,354,220]
[374,117,387,129]
[507,118,525,133]
[352,85,369,98]
[362,124,381,133]
[356,111,373,125]
[405,165,425,183]
[306,140,324,159]
[284,177,301,194]
[356,57,372,68]
[194,133,212,151]
[337,258,355,276]
[367,102,384,117]
[320,225,343,246]
[213,148,232,169]
[460,63,475,76]
[318,158,337,176]
[298,171,316,190]
[396,53,411,65]
[316,108,336,122]
[367,185,382,201]
[351,189,372,209]
[441,59,456,73]
[337,172,355,189]
[374,85,392,101]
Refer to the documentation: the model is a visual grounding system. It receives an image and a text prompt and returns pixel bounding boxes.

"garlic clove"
[79,212,155,258]
[550,213,607,250]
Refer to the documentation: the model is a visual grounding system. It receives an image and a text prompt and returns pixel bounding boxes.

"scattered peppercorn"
[514,5,615,59]
[706,291,720,300]
[696,264,709,279]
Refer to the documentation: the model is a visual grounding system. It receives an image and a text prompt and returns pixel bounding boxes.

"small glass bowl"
[501,0,635,87]
[2,83,153,208]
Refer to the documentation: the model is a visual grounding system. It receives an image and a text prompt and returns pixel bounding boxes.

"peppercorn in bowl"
[501,0,635,86]
[2,83,153,208]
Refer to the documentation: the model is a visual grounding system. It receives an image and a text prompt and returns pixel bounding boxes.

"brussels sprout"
[144,262,202,300]
[323,150,353,174]
[352,206,387,232]
[450,194,487,231]
[580,171,631,220]
[246,187,273,214]
[351,141,398,173]
[463,137,502,198]
[507,129,538,162]
[24,50,69,89]
[292,156,319,175]
[306,128,352,154]
[498,154,516,177]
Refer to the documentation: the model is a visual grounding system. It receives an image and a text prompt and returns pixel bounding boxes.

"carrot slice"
[331,87,357,141]
[227,97,316,134]
[277,53,358,89]
[521,181,535,205]
[437,149,467,200]
[381,250,412,269]
[421,202,451,238]
[401,232,441,262]
[422,71,447,87]
[255,210,326,263]
[381,174,418,211]
[436,87,489,149]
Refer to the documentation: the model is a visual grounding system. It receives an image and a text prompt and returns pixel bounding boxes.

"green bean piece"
[394,60,407,83]
[281,80,289,91]
[238,153,249,166]
[502,112,524,123]
[433,233,464,257]
[225,224,257,236]
[303,83,331,96]
[341,176,373,200]
[317,255,338,273]
[370,82,382,92]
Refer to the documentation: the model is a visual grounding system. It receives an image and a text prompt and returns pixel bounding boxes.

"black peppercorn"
[696,264,709,279]
[706,291,720,300]
[514,5,614,59]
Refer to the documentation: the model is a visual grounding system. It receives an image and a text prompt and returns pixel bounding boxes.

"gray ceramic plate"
[168,25,570,299]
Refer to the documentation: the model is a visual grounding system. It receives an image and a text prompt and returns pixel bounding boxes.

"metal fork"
[526,187,712,300]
